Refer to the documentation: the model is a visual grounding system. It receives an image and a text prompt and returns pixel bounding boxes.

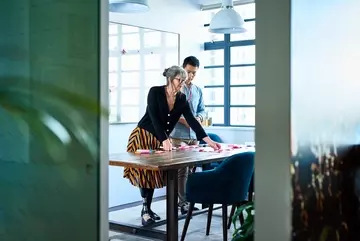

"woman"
[124,65,221,226]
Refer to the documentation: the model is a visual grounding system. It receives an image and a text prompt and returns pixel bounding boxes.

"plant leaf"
[231,202,255,241]
[0,76,108,162]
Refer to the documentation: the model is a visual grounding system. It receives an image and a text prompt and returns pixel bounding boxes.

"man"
[170,56,206,214]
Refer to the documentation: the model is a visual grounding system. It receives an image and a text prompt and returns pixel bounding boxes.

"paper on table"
[177,145,190,150]
[228,144,242,149]
[177,144,199,149]
[135,149,153,154]
[135,149,166,154]
[159,146,177,150]
[197,145,238,152]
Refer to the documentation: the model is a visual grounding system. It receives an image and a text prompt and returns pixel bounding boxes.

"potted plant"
[1,77,108,160]
[232,201,254,241]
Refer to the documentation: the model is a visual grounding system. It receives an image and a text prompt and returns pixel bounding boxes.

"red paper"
[228,144,241,149]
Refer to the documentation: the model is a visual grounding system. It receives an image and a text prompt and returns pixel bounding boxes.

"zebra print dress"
[124,127,165,189]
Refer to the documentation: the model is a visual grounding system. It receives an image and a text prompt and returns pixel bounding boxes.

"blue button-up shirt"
[170,84,206,140]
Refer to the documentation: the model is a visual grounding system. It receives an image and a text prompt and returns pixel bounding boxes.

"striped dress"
[123,127,165,189]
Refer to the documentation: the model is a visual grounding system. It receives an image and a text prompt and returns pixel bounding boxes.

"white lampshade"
[109,0,149,13]
[209,0,247,34]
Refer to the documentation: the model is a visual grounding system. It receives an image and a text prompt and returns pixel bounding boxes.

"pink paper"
[159,146,177,150]
[228,144,241,149]
[135,149,152,154]
[178,145,190,150]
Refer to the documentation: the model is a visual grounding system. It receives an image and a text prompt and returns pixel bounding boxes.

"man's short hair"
[182,56,200,68]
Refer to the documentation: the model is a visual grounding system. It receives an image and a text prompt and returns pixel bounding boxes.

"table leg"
[166,169,179,241]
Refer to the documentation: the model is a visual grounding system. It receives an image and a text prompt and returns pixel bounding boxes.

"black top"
[138,85,208,143]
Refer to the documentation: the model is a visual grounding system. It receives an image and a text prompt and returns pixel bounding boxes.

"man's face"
[184,64,198,85]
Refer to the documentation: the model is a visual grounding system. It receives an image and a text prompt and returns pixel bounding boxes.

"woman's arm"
[147,87,167,142]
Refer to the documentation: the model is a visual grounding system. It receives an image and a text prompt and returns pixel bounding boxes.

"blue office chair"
[227,172,254,229]
[181,152,255,241]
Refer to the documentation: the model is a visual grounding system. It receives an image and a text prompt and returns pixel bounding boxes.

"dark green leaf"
[231,202,255,241]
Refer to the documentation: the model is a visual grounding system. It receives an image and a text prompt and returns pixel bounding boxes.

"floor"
[109,200,236,241]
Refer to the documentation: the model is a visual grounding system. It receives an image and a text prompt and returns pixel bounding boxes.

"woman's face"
[171,75,185,92]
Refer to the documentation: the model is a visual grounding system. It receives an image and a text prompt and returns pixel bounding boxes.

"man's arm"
[182,101,207,140]
[178,116,190,128]
[196,88,206,122]
[178,87,204,127]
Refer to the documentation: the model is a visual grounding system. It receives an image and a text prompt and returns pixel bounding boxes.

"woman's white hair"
[162,65,187,83]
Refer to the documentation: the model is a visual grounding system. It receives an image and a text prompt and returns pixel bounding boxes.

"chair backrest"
[200,133,223,144]
[215,151,255,202]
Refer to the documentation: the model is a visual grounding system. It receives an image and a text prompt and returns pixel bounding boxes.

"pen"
[159,132,174,151]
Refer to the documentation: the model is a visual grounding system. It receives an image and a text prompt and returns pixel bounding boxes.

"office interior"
[1,0,360,241]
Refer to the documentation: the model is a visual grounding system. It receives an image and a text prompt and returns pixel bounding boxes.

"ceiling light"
[209,0,247,34]
[109,0,149,13]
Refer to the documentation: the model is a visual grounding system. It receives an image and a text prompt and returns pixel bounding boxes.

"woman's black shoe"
[141,212,155,226]
[141,209,161,221]
[149,209,161,220]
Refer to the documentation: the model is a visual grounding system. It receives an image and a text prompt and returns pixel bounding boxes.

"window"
[144,54,162,70]
[143,31,162,48]
[108,23,179,123]
[201,3,255,126]
[200,68,224,86]
[202,49,224,66]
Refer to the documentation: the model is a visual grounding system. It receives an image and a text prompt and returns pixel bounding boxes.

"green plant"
[0,77,108,161]
[232,201,254,241]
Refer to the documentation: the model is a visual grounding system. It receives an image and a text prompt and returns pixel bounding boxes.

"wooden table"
[109,145,255,241]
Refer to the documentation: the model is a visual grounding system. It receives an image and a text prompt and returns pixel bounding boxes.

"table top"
[109,145,255,170]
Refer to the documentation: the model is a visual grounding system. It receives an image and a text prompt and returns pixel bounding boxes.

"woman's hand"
[162,139,173,151]
[202,136,221,150]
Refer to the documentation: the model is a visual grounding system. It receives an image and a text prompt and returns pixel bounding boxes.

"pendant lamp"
[209,0,247,34]
[109,0,149,13]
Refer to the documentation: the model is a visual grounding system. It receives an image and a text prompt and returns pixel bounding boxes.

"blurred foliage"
[0,77,108,162]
